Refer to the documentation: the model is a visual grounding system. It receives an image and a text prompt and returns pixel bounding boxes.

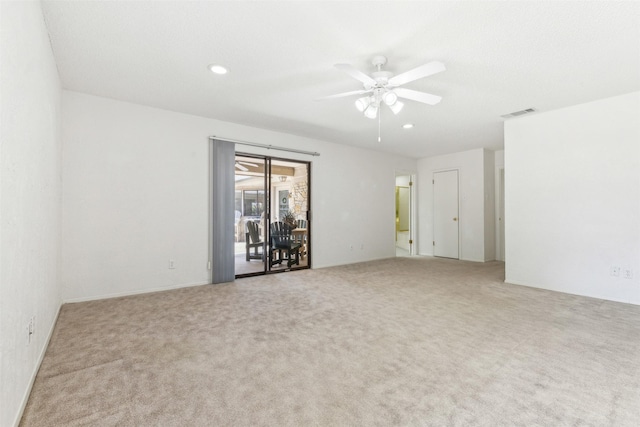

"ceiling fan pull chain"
[378,108,382,142]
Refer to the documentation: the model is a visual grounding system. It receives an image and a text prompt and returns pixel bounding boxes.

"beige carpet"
[21,257,640,426]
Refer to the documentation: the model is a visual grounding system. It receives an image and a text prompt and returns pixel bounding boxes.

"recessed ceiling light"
[402,123,414,129]
[208,64,228,75]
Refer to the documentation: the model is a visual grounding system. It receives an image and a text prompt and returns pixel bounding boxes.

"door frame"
[394,173,416,256]
[233,152,311,278]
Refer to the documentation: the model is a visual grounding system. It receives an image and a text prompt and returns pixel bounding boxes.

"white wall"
[0,2,63,426]
[505,92,640,305]
[61,91,416,301]
[416,148,495,261]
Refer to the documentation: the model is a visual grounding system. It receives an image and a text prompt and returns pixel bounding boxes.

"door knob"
[453,217,458,221]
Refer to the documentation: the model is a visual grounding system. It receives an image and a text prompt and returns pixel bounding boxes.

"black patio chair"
[269,221,301,268]
[245,221,264,261]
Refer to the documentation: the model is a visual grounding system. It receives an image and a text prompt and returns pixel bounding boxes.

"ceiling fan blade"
[334,63,376,87]
[237,161,258,167]
[316,89,372,100]
[394,88,442,105]
[388,61,446,87]
[235,163,248,172]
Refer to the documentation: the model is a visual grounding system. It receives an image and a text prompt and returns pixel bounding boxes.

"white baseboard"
[312,255,394,270]
[504,279,639,306]
[63,281,211,304]
[13,302,62,427]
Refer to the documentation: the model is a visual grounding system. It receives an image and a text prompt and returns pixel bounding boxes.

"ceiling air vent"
[500,108,537,119]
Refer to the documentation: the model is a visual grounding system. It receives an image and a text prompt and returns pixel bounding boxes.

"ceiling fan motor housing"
[372,70,392,84]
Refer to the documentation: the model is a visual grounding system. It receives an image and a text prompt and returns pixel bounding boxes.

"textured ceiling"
[41,1,640,158]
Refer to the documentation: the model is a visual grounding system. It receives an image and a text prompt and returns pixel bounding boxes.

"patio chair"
[269,221,301,268]
[245,221,264,261]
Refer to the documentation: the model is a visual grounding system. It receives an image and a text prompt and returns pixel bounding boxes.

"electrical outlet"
[623,269,633,279]
[169,259,175,269]
[610,266,620,277]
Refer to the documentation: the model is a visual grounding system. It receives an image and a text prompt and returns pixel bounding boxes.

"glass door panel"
[267,158,310,273]
[234,155,267,276]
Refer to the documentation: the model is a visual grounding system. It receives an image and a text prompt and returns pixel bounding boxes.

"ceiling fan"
[320,55,445,119]
[235,160,258,172]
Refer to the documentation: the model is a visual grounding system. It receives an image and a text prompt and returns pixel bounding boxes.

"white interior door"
[433,170,459,259]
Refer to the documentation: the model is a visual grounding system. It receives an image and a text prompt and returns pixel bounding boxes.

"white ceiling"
[41,1,640,159]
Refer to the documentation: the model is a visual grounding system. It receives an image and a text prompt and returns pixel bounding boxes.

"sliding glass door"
[233,153,310,277]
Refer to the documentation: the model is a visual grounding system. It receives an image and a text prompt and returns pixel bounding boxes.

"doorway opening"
[395,175,413,257]
[234,153,310,277]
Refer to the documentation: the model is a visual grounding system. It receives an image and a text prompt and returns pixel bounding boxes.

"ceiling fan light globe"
[364,105,378,119]
[355,97,369,112]
[383,91,398,106]
[389,100,404,115]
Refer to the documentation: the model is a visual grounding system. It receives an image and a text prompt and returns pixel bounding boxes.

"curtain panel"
[210,138,235,283]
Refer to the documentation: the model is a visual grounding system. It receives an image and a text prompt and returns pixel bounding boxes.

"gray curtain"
[210,138,235,283]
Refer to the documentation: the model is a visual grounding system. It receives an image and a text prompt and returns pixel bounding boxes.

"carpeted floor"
[20,257,640,426]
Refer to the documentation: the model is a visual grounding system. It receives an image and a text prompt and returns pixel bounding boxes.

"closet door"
[433,170,459,259]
